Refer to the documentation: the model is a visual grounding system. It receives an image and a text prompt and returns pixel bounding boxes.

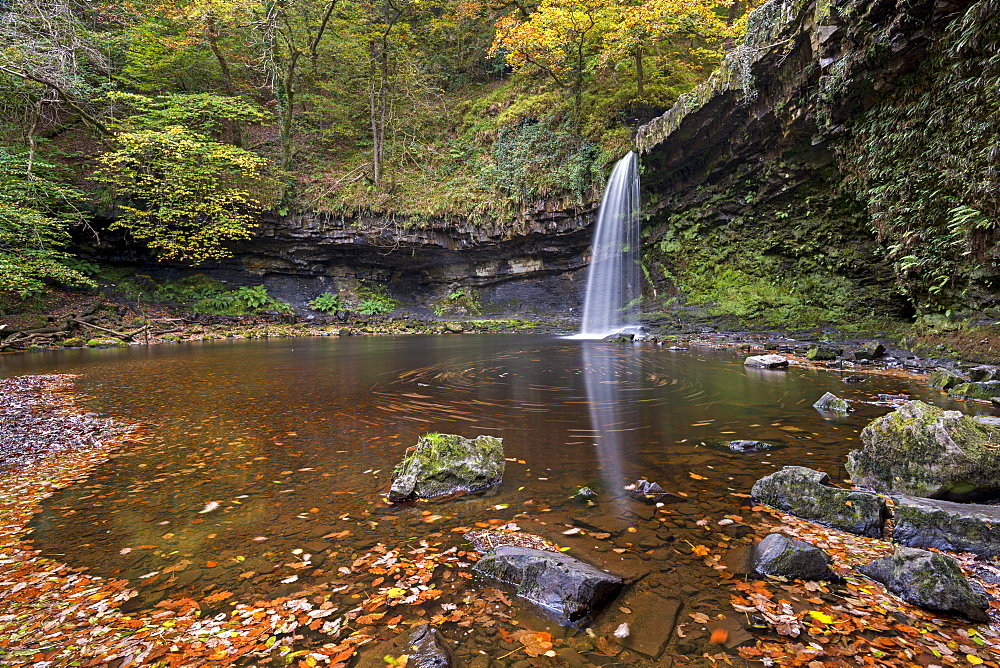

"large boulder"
[751,466,886,537]
[388,433,504,501]
[893,495,1000,558]
[472,546,622,626]
[858,546,990,621]
[751,533,837,581]
[846,400,1000,501]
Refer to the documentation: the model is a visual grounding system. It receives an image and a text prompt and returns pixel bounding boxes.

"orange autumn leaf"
[512,629,553,657]
[691,544,710,556]
[709,628,729,644]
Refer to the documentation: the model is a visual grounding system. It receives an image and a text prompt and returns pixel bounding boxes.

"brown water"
[2,335,988,661]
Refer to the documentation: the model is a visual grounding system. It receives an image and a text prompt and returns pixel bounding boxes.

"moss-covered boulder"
[62,338,85,347]
[388,433,504,501]
[750,533,836,581]
[86,337,126,347]
[858,546,990,621]
[846,400,1000,501]
[949,381,1000,400]
[928,368,965,390]
[751,466,886,537]
[806,345,842,361]
[813,392,849,412]
[893,495,1000,558]
[968,366,997,383]
[472,545,622,626]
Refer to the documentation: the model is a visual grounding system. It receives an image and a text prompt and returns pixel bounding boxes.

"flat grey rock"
[472,545,622,626]
[744,354,788,369]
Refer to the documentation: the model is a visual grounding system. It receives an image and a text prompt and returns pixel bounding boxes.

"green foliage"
[479,117,602,203]
[193,285,293,315]
[309,292,343,314]
[433,286,482,316]
[0,149,95,298]
[355,283,399,316]
[837,0,1000,312]
[108,92,265,138]
[94,126,269,263]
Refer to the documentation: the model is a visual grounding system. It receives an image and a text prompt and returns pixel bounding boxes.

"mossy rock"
[162,334,183,342]
[847,400,1000,500]
[812,392,849,412]
[806,345,842,361]
[928,367,965,390]
[949,380,1000,400]
[858,546,990,621]
[62,338,85,347]
[388,433,504,501]
[853,342,885,360]
[86,337,125,347]
[751,466,886,537]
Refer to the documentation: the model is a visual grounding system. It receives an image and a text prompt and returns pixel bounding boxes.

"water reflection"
[581,343,643,508]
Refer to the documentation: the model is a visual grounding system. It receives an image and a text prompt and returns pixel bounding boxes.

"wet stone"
[750,532,837,581]
[713,440,779,454]
[472,546,623,626]
[405,624,454,668]
[806,345,842,361]
[929,367,965,390]
[743,354,788,369]
[813,392,849,412]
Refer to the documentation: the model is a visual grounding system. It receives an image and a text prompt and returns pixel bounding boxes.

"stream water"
[1,335,989,663]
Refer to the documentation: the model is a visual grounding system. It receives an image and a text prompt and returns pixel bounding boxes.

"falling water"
[577,151,641,338]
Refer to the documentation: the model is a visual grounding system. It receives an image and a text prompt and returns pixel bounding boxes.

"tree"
[490,0,611,126]
[0,149,95,299]
[94,126,269,262]
[599,0,730,97]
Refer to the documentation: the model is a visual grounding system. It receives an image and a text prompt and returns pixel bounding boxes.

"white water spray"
[576,151,640,339]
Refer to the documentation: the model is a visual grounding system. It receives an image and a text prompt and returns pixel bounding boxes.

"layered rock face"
[634,0,987,321]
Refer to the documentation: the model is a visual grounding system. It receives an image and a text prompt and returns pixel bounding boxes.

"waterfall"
[577,151,641,338]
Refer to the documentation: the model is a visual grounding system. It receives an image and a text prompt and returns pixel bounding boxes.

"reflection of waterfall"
[578,152,641,338]
[582,343,640,507]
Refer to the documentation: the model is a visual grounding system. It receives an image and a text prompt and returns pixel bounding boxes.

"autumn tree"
[600,0,731,97]
[490,0,611,126]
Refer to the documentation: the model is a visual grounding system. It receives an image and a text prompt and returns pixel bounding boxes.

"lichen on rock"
[388,432,504,501]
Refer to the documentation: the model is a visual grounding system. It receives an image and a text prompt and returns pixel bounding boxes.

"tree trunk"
[634,47,644,98]
[206,14,242,146]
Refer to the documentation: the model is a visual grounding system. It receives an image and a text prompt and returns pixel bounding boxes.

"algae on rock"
[388,433,505,501]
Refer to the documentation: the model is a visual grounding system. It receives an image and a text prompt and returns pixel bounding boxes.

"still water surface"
[1,335,986,653]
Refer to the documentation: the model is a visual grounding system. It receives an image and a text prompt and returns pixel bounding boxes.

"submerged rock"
[626,479,679,503]
[405,625,453,668]
[929,367,966,390]
[472,546,622,625]
[968,366,998,383]
[715,440,779,454]
[806,345,842,361]
[388,433,504,501]
[751,466,886,537]
[744,354,788,369]
[813,392,849,412]
[893,495,1000,558]
[751,533,837,581]
[858,546,990,621]
[950,380,1000,400]
[846,400,1000,501]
